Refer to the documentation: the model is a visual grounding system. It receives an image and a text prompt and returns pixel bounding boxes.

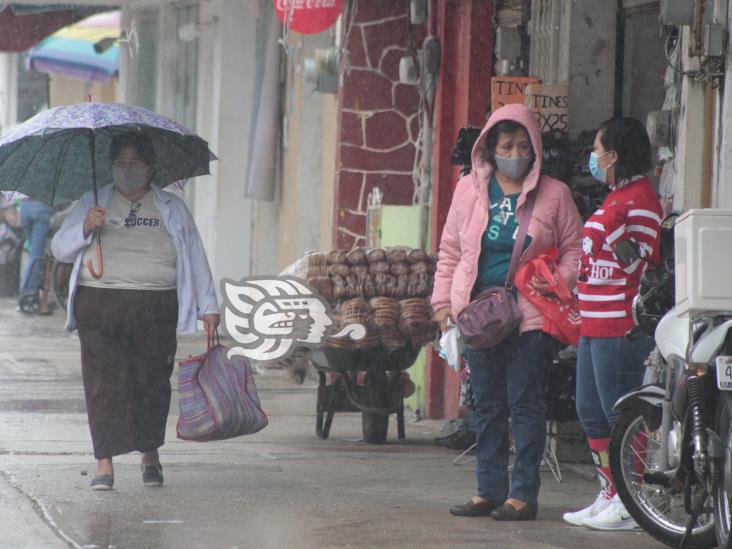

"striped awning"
[27,10,119,84]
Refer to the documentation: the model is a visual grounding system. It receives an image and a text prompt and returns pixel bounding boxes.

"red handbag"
[514,248,581,346]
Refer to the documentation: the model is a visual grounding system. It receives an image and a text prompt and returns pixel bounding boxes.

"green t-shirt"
[474,176,531,294]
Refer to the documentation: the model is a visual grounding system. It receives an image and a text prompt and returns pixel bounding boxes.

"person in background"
[432,104,582,521]
[52,132,220,491]
[563,118,662,531]
[19,197,54,314]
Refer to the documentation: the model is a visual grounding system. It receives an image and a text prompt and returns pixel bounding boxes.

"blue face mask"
[589,151,612,183]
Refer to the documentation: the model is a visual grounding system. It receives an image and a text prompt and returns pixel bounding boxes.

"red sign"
[274,0,344,35]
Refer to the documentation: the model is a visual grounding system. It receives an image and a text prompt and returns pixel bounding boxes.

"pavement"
[0,297,668,549]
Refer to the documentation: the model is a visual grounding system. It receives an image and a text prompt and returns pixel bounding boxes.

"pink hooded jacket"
[431,104,583,333]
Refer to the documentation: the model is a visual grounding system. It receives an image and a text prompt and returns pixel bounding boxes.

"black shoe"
[490,502,538,521]
[434,429,476,450]
[141,464,163,487]
[449,498,504,517]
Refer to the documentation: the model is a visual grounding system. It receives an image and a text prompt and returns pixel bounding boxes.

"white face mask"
[113,165,150,194]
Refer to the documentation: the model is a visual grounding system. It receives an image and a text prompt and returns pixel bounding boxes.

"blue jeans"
[466,330,552,504]
[575,335,654,438]
[20,200,53,295]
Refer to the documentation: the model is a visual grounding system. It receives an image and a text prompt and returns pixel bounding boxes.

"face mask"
[494,154,532,180]
[589,151,613,184]
[113,165,150,194]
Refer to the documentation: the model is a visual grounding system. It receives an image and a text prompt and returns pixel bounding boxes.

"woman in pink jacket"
[432,104,582,521]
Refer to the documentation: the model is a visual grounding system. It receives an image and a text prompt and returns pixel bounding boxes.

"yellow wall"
[276,42,302,272]
[276,36,337,272]
[48,75,118,107]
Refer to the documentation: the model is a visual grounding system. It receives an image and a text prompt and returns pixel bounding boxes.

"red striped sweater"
[577,176,663,337]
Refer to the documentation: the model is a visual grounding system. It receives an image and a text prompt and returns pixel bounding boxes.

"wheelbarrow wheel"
[362,370,389,444]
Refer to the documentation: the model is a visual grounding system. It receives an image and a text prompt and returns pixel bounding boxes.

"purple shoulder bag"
[456,191,535,349]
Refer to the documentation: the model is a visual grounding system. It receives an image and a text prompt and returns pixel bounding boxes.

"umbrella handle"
[86,230,104,279]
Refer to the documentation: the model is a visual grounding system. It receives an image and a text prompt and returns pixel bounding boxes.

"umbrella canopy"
[27,10,120,84]
[0,102,216,206]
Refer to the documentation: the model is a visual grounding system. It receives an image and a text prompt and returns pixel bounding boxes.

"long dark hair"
[597,117,651,182]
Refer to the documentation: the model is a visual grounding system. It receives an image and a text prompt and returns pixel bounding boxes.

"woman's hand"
[433,307,453,332]
[83,207,107,239]
[528,278,554,296]
[203,313,220,338]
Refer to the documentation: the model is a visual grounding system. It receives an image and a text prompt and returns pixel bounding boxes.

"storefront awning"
[0,4,108,52]
[28,10,119,83]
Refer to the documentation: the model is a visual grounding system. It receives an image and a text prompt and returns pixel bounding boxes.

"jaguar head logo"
[222,277,364,363]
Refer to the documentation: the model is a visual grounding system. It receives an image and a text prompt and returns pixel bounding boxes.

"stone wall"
[334,0,425,249]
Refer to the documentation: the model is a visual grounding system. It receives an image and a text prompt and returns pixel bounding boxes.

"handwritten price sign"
[525,83,569,132]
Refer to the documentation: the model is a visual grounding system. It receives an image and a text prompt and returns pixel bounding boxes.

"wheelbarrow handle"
[86,229,104,279]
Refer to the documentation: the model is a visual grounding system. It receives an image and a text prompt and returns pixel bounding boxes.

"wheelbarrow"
[308,343,420,444]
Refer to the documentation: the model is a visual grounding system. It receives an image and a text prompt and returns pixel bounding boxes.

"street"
[0,298,666,549]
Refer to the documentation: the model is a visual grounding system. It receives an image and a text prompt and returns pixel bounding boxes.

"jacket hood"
[470,103,543,205]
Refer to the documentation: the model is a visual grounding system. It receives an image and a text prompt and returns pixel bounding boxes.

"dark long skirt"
[75,285,178,459]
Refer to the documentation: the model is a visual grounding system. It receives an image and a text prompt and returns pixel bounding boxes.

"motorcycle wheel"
[610,406,716,549]
[713,398,732,548]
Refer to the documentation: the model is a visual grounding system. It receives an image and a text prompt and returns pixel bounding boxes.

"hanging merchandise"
[274,0,344,35]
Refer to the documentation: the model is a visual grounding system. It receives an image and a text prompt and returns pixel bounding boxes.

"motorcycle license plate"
[716,356,732,390]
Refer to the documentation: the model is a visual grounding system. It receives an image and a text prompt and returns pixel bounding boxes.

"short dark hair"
[110,132,156,165]
[597,117,651,181]
[483,120,533,168]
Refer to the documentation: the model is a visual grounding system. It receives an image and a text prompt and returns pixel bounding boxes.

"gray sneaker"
[90,474,114,491]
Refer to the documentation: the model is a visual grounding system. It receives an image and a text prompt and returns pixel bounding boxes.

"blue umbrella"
[0,102,216,277]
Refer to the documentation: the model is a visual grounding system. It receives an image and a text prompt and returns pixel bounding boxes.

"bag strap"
[506,190,536,287]
[207,329,221,351]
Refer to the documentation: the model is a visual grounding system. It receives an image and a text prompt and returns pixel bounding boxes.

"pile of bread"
[303,247,438,350]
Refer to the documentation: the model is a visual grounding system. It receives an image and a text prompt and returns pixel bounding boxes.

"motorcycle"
[609,215,732,549]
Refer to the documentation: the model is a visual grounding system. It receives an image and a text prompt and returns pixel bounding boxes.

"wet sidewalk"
[0,297,666,548]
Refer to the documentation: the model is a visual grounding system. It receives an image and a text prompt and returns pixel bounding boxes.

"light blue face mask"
[589,151,612,183]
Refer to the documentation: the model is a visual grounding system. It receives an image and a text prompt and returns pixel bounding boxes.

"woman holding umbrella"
[51,131,220,491]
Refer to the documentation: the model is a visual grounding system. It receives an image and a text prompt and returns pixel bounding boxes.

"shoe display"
[434,429,476,451]
[563,490,612,526]
[449,498,504,517]
[141,464,164,487]
[581,494,640,531]
[490,501,538,521]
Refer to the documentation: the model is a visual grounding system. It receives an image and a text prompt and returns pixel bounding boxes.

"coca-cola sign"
[274,0,344,35]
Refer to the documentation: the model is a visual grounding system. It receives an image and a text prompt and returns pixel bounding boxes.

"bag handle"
[534,257,573,302]
[207,329,221,351]
[506,190,536,288]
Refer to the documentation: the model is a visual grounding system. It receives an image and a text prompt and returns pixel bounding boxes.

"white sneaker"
[581,494,640,531]
[563,491,612,526]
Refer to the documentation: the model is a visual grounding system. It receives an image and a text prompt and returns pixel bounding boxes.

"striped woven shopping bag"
[176,334,268,441]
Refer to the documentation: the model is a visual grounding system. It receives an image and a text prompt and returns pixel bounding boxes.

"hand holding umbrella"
[0,102,216,279]
[83,206,106,277]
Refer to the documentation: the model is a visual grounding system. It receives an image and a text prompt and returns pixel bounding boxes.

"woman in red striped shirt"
[563,118,662,531]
